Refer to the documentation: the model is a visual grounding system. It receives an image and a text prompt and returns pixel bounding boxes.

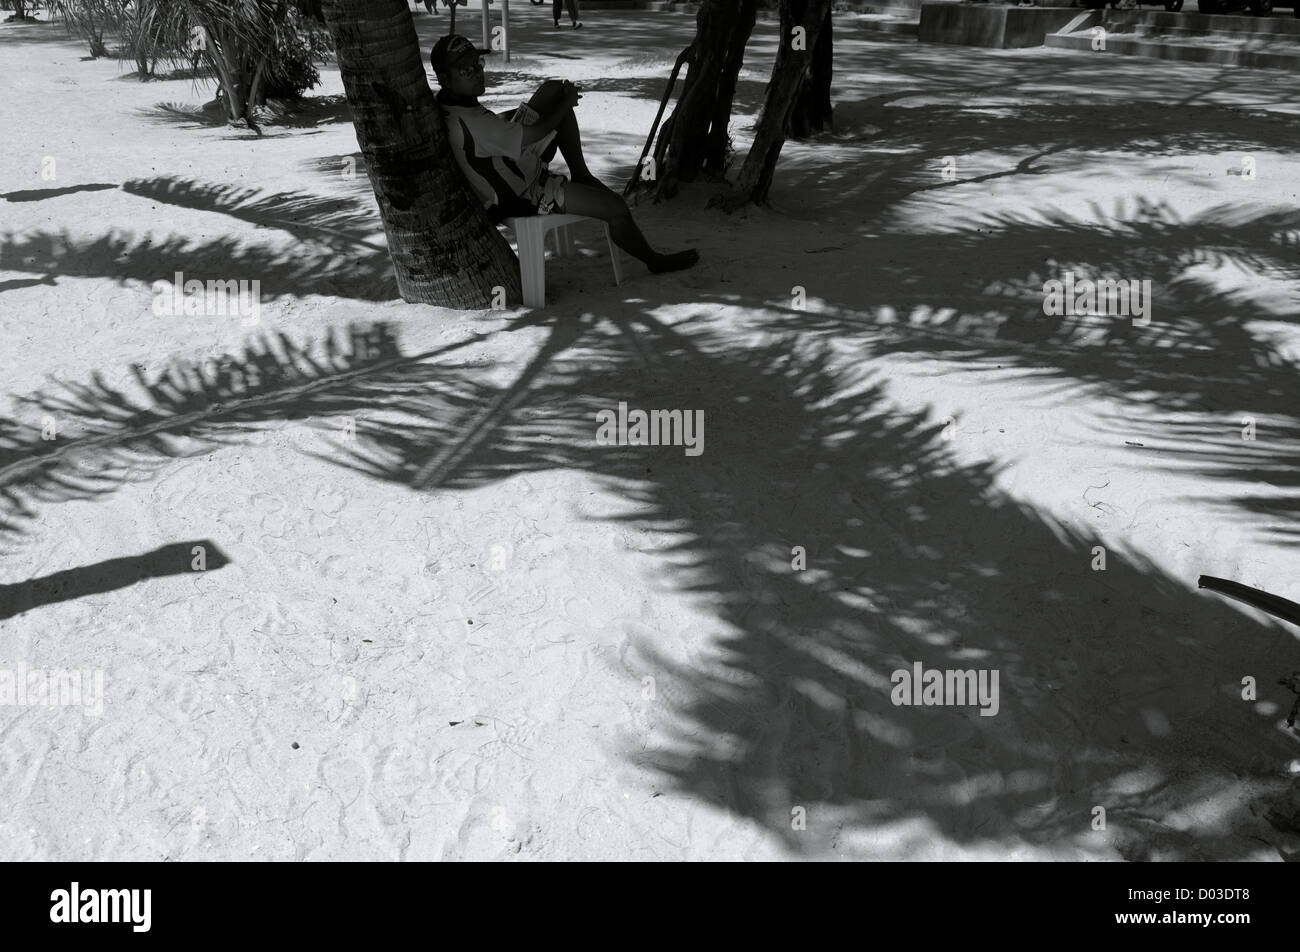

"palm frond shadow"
[1109,415,1300,547]
[122,176,384,251]
[139,100,231,128]
[301,152,371,196]
[783,98,1300,216]
[0,322,485,540]
[329,311,1300,859]
[756,198,1300,546]
[1,299,1296,857]
[0,227,396,302]
[138,94,352,130]
[5,163,1300,855]
[3,173,396,300]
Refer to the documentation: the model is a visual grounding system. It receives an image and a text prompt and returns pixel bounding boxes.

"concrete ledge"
[1045,30,1300,66]
[919,3,1086,47]
[578,0,679,8]
[1106,9,1300,33]
[836,0,929,12]
[855,14,924,32]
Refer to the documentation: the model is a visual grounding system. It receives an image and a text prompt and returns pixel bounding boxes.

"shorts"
[524,167,569,215]
[484,118,568,223]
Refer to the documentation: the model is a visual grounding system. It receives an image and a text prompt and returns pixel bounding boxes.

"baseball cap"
[431,34,492,73]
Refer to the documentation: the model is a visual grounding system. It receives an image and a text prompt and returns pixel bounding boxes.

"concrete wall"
[919,3,1086,48]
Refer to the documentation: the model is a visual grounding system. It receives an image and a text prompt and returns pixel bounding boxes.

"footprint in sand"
[445,803,519,860]
[317,753,368,811]
[313,487,348,517]
[319,555,351,581]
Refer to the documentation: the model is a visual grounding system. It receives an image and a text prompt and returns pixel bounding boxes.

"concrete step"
[1104,9,1300,33]
[921,3,1091,47]
[1123,26,1300,43]
[1117,21,1300,37]
[838,0,928,14]
[1046,28,1300,66]
[853,11,924,33]
[572,0,677,8]
[454,0,680,8]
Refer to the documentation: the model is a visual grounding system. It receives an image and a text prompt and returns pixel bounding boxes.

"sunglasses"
[454,58,486,76]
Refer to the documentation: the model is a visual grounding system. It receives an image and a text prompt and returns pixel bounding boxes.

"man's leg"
[546,112,599,183]
[522,82,697,272]
[526,81,608,186]
[560,182,698,274]
[527,79,567,114]
[552,0,562,25]
[527,81,568,166]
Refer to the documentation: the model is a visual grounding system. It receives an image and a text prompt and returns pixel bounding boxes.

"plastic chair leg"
[517,220,547,308]
[603,222,622,286]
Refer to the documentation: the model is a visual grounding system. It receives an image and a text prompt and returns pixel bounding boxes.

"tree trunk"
[643,0,757,202]
[703,0,758,177]
[788,5,832,140]
[129,2,154,79]
[320,0,520,307]
[249,0,288,105]
[200,22,249,122]
[248,51,271,108]
[718,0,833,210]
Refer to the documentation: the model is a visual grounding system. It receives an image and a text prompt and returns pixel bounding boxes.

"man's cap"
[431,34,492,73]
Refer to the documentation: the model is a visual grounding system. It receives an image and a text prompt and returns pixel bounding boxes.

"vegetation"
[43,1,330,125]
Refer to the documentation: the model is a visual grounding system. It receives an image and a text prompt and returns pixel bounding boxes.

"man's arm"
[517,82,581,145]
[519,106,572,145]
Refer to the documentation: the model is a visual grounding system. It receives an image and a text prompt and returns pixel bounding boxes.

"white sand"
[2,11,1299,860]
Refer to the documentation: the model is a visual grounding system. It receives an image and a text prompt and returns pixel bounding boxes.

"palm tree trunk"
[320,0,521,307]
[248,51,271,108]
[210,35,248,121]
[250,0,288,105]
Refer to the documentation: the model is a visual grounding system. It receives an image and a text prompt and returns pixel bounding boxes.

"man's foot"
[554,19,561,27]
[572,20,582,27]
[647,249,699,274]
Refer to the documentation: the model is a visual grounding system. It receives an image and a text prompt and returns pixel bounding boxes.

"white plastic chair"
[504,214,623,308]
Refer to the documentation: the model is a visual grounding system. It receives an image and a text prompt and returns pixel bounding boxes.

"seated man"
[431,34,699,275]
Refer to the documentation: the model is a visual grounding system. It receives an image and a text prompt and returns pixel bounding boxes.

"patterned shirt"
[438,91,543,221]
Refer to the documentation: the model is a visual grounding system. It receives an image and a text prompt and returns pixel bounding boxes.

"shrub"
[182,0,331,122]
[46,0,117,57]
[47,1,330,118]
[259,6,330,100]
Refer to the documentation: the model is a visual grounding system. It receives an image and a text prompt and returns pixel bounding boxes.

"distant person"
[554,0,581,29]
[431,34,699,276]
